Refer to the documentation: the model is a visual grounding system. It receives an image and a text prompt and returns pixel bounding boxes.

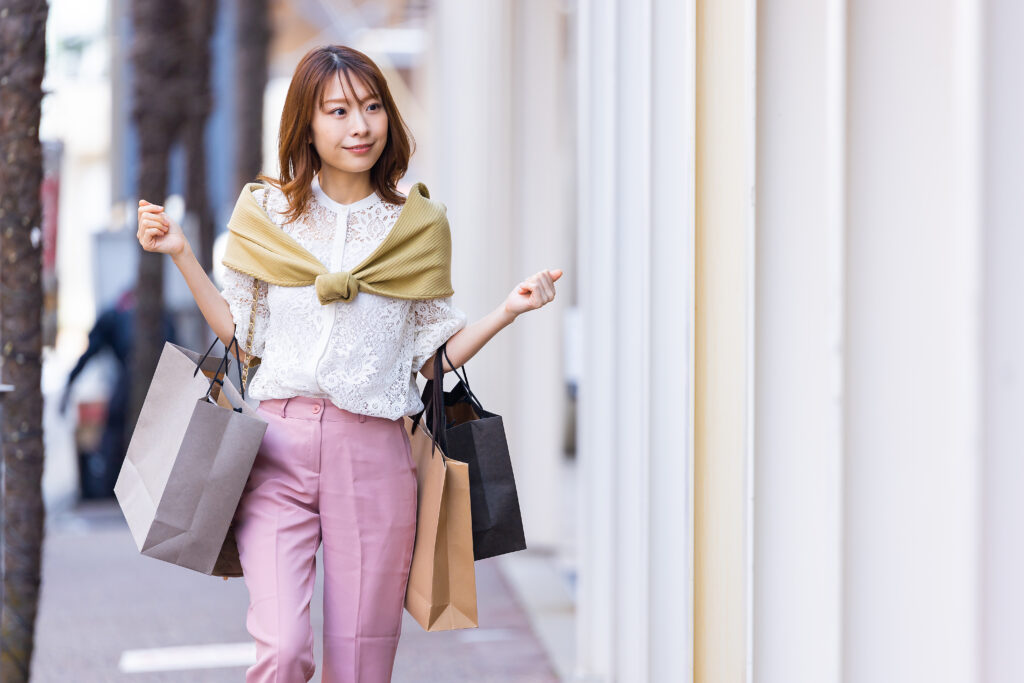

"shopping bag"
[411,342,527,561]
[114,338,267,577]
[403,346,478,631]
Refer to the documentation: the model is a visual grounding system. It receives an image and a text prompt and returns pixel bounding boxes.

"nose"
[350,108,370,136]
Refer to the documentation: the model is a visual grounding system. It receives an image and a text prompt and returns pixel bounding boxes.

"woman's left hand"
[504,268,563,318]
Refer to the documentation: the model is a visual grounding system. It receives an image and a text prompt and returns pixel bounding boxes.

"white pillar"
[843,1,980,680]
[752,1,846,681]
[980,1,1024,680]
[576,0,696,680]
[693,0,757,679]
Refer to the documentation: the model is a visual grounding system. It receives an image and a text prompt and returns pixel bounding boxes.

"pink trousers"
[231,395,418,683]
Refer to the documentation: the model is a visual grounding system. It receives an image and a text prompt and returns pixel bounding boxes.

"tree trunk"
[184,0,217,273]
[128,0,187,435]
[235,0,270,190]
[0,1,49,680]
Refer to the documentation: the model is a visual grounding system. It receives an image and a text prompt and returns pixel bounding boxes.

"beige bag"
[402,408,478,631]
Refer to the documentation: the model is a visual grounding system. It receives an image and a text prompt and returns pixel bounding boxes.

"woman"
[136,44,560,683]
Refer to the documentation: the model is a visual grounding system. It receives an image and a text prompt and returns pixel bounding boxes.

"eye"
[368,102,380,111]
[331,108,346,116]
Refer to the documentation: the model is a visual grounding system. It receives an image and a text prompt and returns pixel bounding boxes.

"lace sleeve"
[410,297,468,373]
[220,266,270,358]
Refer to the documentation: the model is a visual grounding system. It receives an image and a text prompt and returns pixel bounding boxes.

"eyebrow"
[323,95,379,104]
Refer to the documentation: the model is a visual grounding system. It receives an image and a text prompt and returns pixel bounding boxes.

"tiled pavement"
[29,499,560,682]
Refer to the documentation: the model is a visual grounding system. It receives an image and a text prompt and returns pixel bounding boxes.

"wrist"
[171,240,193,266]
[499,304,519,326]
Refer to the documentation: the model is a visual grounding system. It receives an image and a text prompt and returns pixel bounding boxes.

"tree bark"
[128,0,188,435]
[184,0,217,273]
[0,1,49,680]
[235,0,270,190]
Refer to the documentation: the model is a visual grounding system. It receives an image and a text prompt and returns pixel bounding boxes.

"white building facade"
[429,0,1024,681]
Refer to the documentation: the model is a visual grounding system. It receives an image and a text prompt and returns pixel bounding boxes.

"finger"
[142,218,166,234]
[548,268,563,281]
[147,215,168,230]
[536,274,555,300]
[138,207,164,223]
[145,227,164,242]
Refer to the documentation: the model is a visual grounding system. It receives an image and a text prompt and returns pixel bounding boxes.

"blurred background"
[2,0,1022,681]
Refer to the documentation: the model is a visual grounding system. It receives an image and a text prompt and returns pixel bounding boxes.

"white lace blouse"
[219,175,468,419]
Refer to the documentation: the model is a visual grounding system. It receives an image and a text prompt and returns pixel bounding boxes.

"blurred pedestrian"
[137,44,561,683]
[61,288,176,497]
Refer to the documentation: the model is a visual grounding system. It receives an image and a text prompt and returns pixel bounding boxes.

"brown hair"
[257,45,415,222]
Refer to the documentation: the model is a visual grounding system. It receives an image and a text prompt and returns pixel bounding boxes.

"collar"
[311,173,380,213]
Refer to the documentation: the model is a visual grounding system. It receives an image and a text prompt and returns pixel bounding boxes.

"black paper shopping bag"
[412,342,527,561]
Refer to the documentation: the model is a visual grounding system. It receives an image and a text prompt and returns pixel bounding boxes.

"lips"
[345,143,373,152]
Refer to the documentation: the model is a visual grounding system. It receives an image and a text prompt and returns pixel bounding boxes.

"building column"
[981,1,1024,680]
[576,0,697,680]
[694,0,757,680]
[752,1,846,681]
[842,1,980,680]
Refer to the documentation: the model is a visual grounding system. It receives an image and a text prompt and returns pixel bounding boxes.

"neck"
[317,167,374,205]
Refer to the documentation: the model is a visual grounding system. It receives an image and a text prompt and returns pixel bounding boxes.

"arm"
[137,200,243,361]
[419,267,563,380]
[171,243,239,353]
[419,304,516,381]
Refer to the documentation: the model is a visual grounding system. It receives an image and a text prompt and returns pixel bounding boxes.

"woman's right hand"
[137,199,187,258]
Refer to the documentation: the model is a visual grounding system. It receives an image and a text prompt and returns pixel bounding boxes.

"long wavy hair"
[257,45,415,222]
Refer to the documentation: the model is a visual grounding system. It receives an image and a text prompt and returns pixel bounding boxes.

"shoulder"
[250,182,289,225]
[404,182,447,214]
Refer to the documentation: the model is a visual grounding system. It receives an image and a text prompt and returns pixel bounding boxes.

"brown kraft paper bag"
[402,413,478,631]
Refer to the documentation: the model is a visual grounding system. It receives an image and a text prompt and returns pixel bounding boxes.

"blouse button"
[312,404,321,414]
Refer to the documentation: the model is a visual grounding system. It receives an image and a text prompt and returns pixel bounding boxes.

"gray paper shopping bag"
[114,341,267,576]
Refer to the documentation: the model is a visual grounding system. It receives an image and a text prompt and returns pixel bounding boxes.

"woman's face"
[309,72,388,177]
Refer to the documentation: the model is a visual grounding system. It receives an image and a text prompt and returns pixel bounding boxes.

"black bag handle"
[410,342,452,466]
[411,339,490,463]
[440,343,485,414]
[428,343,449,458]
[193,333,246,411]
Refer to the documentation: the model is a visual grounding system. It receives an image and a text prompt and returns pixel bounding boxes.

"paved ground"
[29,498,560,682]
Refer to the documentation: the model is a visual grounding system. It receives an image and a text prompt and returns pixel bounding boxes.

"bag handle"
[410,342,451,466]
[193,334,246,411]
[428,343,449,460]
[410,339,485,463]
[440,343,485,414]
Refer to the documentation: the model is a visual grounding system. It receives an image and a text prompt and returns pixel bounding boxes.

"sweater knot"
[315,271,358,304]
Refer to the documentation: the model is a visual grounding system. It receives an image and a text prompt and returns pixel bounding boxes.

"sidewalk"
[29,498,560,682]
